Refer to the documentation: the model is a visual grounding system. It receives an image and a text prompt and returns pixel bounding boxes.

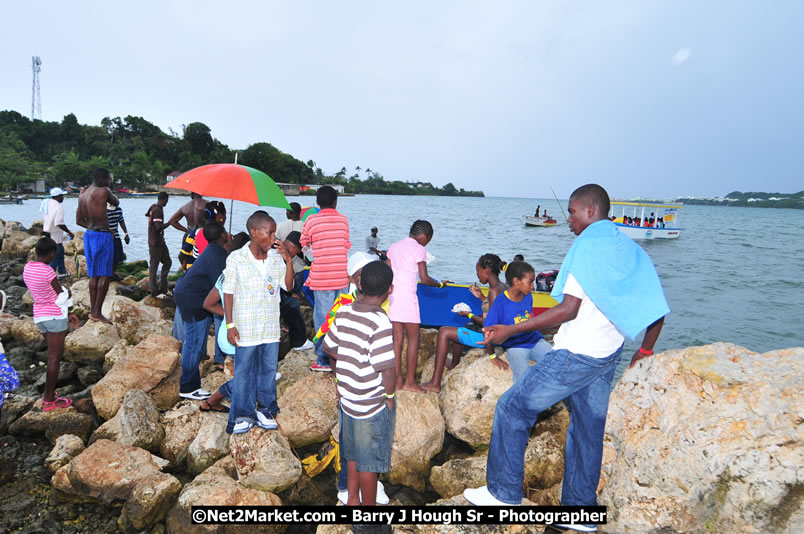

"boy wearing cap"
[42,188,74,279]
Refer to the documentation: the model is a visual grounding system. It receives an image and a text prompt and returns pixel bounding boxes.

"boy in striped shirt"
[322,261,396,508]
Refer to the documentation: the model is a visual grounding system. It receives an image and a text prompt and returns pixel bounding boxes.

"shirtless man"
[167,193,207,234]
[76,168,119,324]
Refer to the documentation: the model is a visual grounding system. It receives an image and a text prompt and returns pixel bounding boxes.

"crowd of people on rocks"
[1,173,670,534]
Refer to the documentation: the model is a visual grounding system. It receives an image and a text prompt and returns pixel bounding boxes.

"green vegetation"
[0,110,483,197]
[679,191,804,209]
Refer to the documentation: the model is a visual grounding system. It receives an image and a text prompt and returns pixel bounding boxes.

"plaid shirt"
[221,246,287,346]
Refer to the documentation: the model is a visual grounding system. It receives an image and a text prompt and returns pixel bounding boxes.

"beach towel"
[84,230,114,278]
[551,219,669,340]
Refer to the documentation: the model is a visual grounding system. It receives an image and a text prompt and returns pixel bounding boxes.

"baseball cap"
[348,251,375,276]
[50,187,68,197]
[371,226,378,232]
[285,231,302,250]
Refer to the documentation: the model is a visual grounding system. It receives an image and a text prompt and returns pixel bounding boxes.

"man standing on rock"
[464,184,669,533]
[146,192,171,297]
[167,192,206,244]
[76,168,119,324]
[42,187,75,279]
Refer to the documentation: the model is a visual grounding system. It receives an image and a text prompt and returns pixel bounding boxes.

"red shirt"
[300,208,351,290]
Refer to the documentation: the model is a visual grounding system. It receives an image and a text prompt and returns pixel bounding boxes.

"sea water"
[4,195,803,354]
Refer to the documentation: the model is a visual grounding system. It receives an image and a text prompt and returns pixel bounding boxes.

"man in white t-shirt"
[42,187,75,278]
[275,202,305,241]
[365,227,386,259]
[464,184,669,533]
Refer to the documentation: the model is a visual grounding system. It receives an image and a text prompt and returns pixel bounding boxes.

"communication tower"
[31,56,42,120]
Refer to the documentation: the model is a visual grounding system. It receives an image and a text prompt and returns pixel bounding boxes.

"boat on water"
[610,202,682,240]
[0,194,23,205]
[124,191,161,198]
[300,271,558,329]
[523,215,559,227]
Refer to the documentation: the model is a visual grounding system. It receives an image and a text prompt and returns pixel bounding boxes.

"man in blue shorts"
[76,168,119,324]
[464,184,669,533]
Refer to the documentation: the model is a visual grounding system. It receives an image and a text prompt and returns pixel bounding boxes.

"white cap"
[49,187,68,197]
[347,251,375,276]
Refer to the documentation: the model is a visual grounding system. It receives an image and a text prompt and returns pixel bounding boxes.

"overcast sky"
[2,1,802,198]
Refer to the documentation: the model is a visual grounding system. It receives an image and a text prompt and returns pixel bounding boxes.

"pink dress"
[387,237,427,323]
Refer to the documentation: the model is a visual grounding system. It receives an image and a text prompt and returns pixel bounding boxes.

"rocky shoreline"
[1,218,802,534]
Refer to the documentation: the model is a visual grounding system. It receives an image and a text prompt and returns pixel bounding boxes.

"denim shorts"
[36,318,68,334]
[340,403,396,473]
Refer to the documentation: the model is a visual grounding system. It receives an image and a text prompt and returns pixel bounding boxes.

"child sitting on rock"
[323,261,396,510]
[22,237,79,411]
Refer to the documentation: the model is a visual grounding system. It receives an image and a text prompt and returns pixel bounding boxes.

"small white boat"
[523,215,558,227]
[610,202,682,239]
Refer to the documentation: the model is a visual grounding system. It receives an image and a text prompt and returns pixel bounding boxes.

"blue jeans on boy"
[505,338,553,383]
[226,342,279,434]
[179,315,212,394]
[313,287,347,367]
[485,346,622,507]
[212,314,225,365]
[49,243,66,275]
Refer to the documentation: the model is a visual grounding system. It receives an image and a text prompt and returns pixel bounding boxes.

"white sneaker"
[275,371,282,381]
[255,411,278,430]
[554,524,597,532]
[179,388,212,400]
[295,339,315,351]
[463,486,513,506]
[232,421,254,434]
[337,481,390,505]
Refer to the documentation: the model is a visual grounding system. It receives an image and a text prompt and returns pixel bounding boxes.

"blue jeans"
[218,378,232,400]
[506,338,553,383]
[173,312,184,341]
[226,342,279,433]
[179,315,212,394]
[340,404,396,473]
[212,314,225,365]
[313,288,347,366]
[486,346,622,506]
[49,243,66,275]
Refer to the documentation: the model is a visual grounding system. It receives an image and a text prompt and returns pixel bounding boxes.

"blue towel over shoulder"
[551,219,669,340]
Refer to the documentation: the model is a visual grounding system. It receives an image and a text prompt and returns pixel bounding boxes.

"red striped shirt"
[300,208,351,290]
[22,262,62,318]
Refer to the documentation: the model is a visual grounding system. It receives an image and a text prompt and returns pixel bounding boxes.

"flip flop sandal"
[211,365,225,373]
[42,397,72,411]
[199,400,228,413]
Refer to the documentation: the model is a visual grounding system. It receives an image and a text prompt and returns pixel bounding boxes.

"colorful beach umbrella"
[164,164,291,209]
[300,206,319,222]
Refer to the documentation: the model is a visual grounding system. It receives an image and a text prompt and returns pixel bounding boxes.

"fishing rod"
[550,187,568,223]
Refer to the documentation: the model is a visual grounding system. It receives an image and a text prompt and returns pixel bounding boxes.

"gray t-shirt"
[365,235,380,254]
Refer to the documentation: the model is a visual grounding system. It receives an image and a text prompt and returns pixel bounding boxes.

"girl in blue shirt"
[484,261,552,382]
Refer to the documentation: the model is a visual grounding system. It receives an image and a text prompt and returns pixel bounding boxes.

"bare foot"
[395,379,404,391]
[89,314,113,325]
[419,381,441,393]
[400,382,427,394]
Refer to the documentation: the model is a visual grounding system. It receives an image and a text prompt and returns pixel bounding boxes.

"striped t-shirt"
[22,261,64,320]
[107,206,125,239]
[322,302,394,419]
[300,208,351,290]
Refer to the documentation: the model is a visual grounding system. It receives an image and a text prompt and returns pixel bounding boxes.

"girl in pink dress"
[386,220,448,392]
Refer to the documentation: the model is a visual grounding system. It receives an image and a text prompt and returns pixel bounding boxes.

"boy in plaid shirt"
[222,211,294,435]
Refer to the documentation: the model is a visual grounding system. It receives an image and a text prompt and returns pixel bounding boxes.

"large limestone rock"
[105,296,171,344]
[1,230,37,258]
[9,318,45,345]
[103,339,130,371]
[69,279,91,309]
[276,348,314,398]
[429,454,488,499]
[602,343,804,534]
[166,458,283,534]
[230,428,302,493]
[120,471,182,531]
[389,390,445,491]
[117,389,165,452]
[276,373,338,447]
[45,434,86,472]
[400,327,438,380]
[65,254,87,280]
[63,231,84,255]
[439,350,513,448]
[160,401,203,469]
[92,334,181,420]
[186,412,230,475]
[64,320,121,363]
[9,399,94,443]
